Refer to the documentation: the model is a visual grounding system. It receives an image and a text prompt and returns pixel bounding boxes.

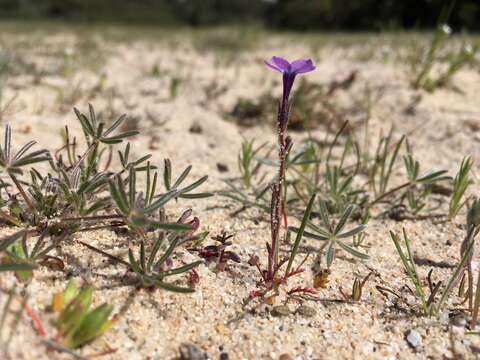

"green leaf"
[172,165,191,189]
[128,249,142,274]
[179,192,214,199]
[337,224,366,239]
[285,193,316,276]
[0,230,26,252]
[152,280,195,293]
[161,260,203,277]
[68,303,114,349]
[336,240,369,260]
[290,228,328,241]
[325,241,335,268]
[144,189,179,214]
[164,159,172,190]
[334,205,354,235]
[148,221,192,232]
[179,176,208,194]
[0,262,36,272]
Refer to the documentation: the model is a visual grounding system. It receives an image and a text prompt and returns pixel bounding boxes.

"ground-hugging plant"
[51,280,115,349]
[291,201,368,268]
[448,156,473,221]
[0,104,210,294]
[390,200,480,317]
[1,229,65,282]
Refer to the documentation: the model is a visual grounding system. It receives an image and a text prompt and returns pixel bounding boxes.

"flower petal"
[271,56,291,72]
[264,60,283,73]
[290,59,316,74]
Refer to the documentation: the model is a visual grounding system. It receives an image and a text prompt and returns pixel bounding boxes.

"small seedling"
[368,144,449,217]
[390,224,475,316]
[351,271,373,301]
[352,211,370,247]
[238,139,266,189]
[127,227,204,292]
[198,231,240,272]
[52,280,115,349]
[0,124,50,221]
[448,156,473,221]
[409,21,478,92]
[368,131,405,198]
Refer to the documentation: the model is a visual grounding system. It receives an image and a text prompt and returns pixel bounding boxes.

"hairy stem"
[268,100,290,280]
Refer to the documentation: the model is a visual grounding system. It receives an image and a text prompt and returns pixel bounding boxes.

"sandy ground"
[1,26,480,359]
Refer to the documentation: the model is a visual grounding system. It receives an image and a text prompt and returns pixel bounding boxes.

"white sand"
[0,28,480,359]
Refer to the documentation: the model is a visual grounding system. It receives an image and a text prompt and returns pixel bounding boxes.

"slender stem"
[468,264,474,313]
[76,240,130,267]
[367,181,412,208]
[41,340,89,360]
[472,269,480,327]
[9,173,36,215]
[0,208,22,227]
[74,224,124,233]
[72,141,97,172]
[22,302,45,336]
[268,99,289,279]
[62,214,123,222]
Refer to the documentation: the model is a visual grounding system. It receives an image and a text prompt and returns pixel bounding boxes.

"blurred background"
[0,0,479,31]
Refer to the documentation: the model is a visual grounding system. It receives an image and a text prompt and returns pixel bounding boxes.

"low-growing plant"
[350,271,373,301]
[409,23,478,92]
[197,231,241,272]
[390,210,477,317]
[448,156,473,221]
[51,280,115,349]
[368,145,449,217]
[1,229,65,282]
[0,104,210,297]
[237,139,267,190]
[367,131,405,198]
[126,218,204,292]
[291,202,368,268]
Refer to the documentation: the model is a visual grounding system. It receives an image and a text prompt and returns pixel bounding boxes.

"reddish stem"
[286,287,317,296]
[268,99,290,281]
[23,303,46,337]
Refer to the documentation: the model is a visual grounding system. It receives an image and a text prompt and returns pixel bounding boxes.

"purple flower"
[265,56,315,103]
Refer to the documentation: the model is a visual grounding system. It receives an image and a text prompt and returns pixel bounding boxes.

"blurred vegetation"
[265,0,480,31]
[0,0,479,30]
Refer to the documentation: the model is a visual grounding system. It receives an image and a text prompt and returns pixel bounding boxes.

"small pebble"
[179,343,208,360]
[405,329,422,348]
[216,163,229,172]
[439,310,450,325]
[189,123,203,134]
[271,305,291,317]
[279,354,293,360]
[296,305,316,318]
[451,313,467,327]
